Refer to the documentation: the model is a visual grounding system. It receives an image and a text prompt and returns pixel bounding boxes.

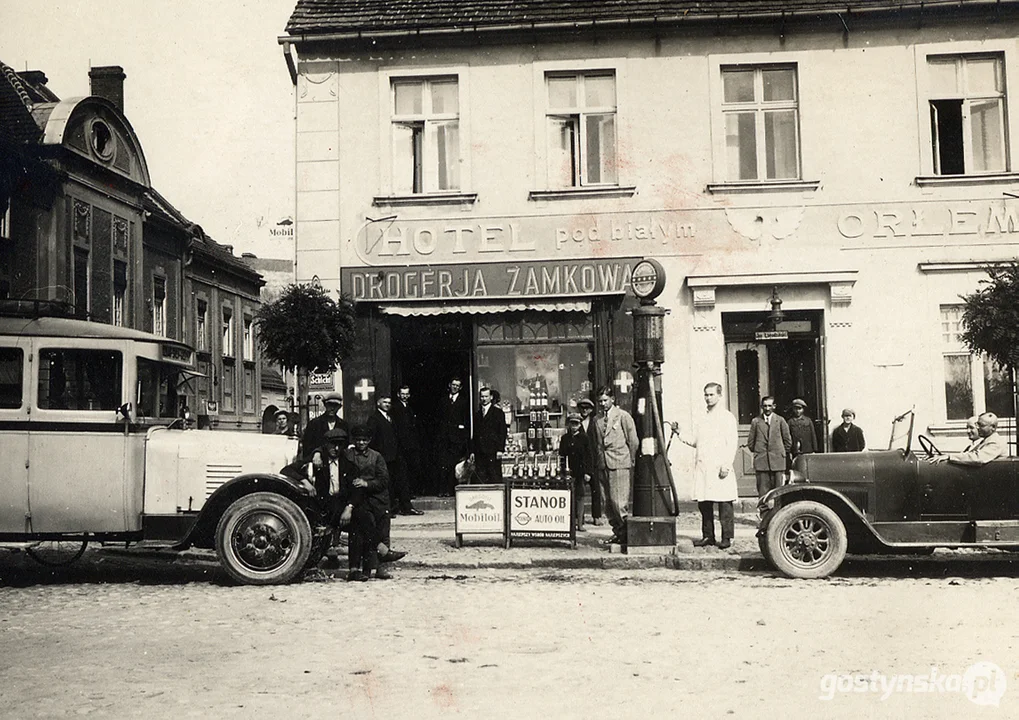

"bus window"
[37,349,122,411]
[0,348,22,409]
[137,358,183,419]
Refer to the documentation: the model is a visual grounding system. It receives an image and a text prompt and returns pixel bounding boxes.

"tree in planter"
[959,262,1019,450]
[255,283,356,427]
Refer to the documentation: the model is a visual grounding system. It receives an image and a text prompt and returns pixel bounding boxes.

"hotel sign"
[342,258,639,302]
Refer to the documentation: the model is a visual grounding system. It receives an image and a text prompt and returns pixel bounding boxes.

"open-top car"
[757,411,1019,578]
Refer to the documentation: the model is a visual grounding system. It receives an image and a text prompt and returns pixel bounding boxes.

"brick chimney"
[20,70,48,87]
[89,65,126,112]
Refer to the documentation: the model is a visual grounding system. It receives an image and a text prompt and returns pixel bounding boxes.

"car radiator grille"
[206,464,243,498]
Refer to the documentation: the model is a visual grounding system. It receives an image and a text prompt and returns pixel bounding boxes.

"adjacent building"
[0,63,265,432]
[280,0,1019,495]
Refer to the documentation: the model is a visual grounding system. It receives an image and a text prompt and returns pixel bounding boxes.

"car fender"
[759,484,885,553]
[175,473,327,550]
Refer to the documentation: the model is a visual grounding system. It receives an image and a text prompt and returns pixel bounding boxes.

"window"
[392,77,459,193]
[73,247,90,317]
[0,347,23,409]
[152,276,166,336]
[222,306,234,357]
[242,315,254,361]
[37,348,122,411]
[113,261,127,327]
[929,54,1007,175]
[136,358,181,420]
[721,66,800,181]
[196,300,208,352]
[546,72,617,187]
[940,305,1013,420]
[0,203,10,241]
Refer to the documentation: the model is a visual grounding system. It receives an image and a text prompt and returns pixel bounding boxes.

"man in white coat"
[675,382,738,549]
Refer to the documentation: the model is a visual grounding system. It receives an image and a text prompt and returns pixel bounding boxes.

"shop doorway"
[723,310,826,495]
[391,317,472,496]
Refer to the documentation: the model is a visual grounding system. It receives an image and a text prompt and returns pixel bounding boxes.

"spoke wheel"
[215,493,312,585]
[26,539,88,567]
[765,501,847,579]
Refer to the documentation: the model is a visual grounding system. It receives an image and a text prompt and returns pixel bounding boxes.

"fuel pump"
[627,259,680,551]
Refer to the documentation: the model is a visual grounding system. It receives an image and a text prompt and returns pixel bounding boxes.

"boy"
[558,412,592,531]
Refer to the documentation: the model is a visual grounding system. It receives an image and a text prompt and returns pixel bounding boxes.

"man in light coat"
[593,386,639,545]
[746,395,792,497]
[675,382,738,549]
[930,412,1007,466]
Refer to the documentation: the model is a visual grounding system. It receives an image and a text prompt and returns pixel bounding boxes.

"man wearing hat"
[577,397,603,525]
[559,411,592,531]
[832,408,866,452]
[787,398,817,460]
[300,391,348,463]
[274,408,292,436]
[336,425,393,581]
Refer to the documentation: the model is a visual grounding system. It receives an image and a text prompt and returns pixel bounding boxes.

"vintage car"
[757,412,1019,578]
[0,307,330,584]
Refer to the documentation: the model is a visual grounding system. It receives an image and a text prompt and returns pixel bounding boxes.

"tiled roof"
[285,0,1005,35]
[0,61,43,146]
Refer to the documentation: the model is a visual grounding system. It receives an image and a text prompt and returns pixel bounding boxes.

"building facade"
[281,0,1019,496]
[0,63,265,432]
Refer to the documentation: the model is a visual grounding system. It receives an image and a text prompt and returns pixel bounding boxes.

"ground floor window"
[940,305,1014,420]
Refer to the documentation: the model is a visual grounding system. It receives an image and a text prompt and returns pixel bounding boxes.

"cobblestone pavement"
[1,545,1017,720]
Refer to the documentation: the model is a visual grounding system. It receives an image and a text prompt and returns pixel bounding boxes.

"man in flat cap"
[337,425,393,581]
[559,411,592,531]
[300,391,348,464]
[831,408,866,452]
[787,398,818,461]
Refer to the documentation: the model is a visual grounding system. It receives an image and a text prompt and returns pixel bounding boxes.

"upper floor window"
[546,72,617,188]
[392,77,460,193]
[940,305,1012,420]
[721,65,800,181]
[196,300,208,352]
[928,54,1007,175]
[0,204,10,241]
[242,315,254,361]
[222,306,234,357]
[152,276,166,337]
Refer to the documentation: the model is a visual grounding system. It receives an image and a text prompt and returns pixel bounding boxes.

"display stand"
[454,484,506,547]
[506,479,575,549]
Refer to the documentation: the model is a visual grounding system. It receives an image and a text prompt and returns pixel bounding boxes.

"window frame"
[378,68,471,201]
[242,314,254,361]
[151,275,166,337]
[915,41,1019,183]
[196,299,208,353]
[938,304,1014,421]
[221,305,234,358]
[544,71,619,189]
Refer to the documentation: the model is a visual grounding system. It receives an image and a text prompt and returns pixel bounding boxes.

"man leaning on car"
[929,412,1007,466]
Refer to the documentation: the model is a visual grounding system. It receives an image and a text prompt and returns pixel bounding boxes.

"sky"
[2,1,298,259]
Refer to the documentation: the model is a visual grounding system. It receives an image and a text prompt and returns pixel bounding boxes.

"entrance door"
[723,310,825,496]
[391,317,472,496]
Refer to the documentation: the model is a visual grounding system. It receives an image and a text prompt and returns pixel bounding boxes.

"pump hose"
[645,373,680,517]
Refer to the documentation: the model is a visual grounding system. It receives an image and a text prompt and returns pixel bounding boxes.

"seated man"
[929,412,1007,466]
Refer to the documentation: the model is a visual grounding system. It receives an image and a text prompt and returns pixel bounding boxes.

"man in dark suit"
[746,395,792,496]
[299,391,348,464]
[437,377,470,496]
[471,386,508,485]
[368,396,422,516]
[578,397,603,525]
[392,385,424,503]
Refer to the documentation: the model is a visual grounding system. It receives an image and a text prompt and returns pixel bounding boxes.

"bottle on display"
[542,412,552,452]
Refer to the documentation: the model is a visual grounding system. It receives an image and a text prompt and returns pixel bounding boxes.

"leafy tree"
[960,262,1019,420]
[255,283,356,424]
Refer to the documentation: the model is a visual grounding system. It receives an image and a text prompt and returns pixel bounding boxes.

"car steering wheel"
[917,434,942,458]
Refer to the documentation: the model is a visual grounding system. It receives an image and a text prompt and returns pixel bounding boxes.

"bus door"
[0,343,30,533]
[26,341,131,533]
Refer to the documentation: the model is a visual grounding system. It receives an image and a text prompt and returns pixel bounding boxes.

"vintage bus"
[0,306,327,584]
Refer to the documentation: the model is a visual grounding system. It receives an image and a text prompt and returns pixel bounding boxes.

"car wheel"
[215,492,312,585]
[765,501,847,579]
[26,539,88,566]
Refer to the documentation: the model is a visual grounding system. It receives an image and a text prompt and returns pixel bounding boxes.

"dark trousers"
[588,475,602,519]
[347,505,381,571]
[474,453,502,485]
[572,477,586,529]
[388,458,413,512]
[698,501,734,542]
[755,470,785,497]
